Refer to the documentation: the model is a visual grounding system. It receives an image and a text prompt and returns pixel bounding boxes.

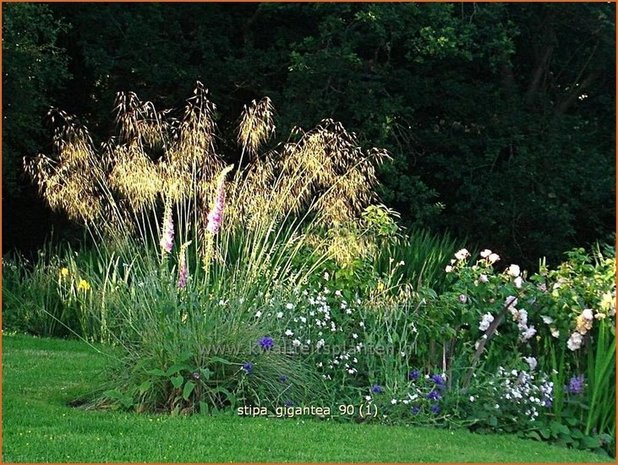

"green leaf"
[145,368,166,377]
[199,401,210,415]
[138,380,152,394]
[208,356,235,366]
[581,436,601,449]
[526,431,542,441]
[171,375,184,389]
[165,363,191,377]
[550,421,570,436]
[199,368,212,380]
[182,381,196,400]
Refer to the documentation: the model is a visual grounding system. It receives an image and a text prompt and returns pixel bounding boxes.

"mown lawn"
[1,334,612,463]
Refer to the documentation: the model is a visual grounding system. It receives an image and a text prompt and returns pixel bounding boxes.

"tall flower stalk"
[177,241,191,289]
[206,165,234,235]
[202,165,233,271]
[160,196,174,259]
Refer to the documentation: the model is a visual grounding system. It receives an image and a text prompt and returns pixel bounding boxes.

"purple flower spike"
[371,384,384,394]
[242,362,253,374]
[567,374,585,394]
[430,404,441,414]
[408,370,420,381]
[259,336,274,351]
[430,374,445,386]
[426,390,442,401]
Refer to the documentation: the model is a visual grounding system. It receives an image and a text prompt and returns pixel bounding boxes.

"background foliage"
[3,2,615,267]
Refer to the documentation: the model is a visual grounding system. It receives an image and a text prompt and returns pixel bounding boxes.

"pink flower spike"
[177,241,191,289]
[206,165,234,235]
[160,199,174,254]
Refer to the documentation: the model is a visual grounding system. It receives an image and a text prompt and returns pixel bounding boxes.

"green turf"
[2,334,613,463]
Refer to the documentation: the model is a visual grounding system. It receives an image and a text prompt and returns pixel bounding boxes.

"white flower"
[445,265,453,273]
[550,327,560,338]
[507,264,521,277]
[582,309,594,321]
[469,396,475,402]
[323,272,330,280]
[300,316,307,323]
[292,339,301,347]
[390,399,398,405]
[276,312,284,319]
[348,369,356,374]
[567,332,583,351]
[459,294,468,303]
[479,274,489,283]
[480,249,492,258]
[495,404,500,409]
[335,290,342,297]
[284,329,294,337]
[514,276,523,288]
[505,296,518,308]
[255,311,263,318]
[365,395,372,401]
[524,357,537,371]
[517,309,528,326]
[402,399,410,405]
[455,248,470,260]
[316,362,323,367]
[352,333,358,339]
[488,253,500,264]
[521,326,537,341]
[286,303,294,310]
[346,309,352,315]
[541,315,554,325]
[359,321,365,327]
[479,313,494,331]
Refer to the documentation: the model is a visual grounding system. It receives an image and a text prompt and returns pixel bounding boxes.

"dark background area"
[3,2,615,268]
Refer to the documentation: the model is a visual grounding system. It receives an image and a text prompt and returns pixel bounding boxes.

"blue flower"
[430,404,441,414]
[278,375,289,384]
[242,362,253,374]
[371,384,384,394]
[411,405,421,415]
[408,370,420,381]
[259,336,274,351]
[566,374,585,394]
[430,374,445,386]
[426,390,442,401]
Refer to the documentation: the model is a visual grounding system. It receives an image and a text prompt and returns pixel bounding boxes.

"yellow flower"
[575,314,592,334]
[77,279,91,292]
[376,282,385,292]
[59,267,69,278]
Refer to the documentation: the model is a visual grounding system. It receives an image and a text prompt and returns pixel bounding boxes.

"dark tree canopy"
[3,2,615,267]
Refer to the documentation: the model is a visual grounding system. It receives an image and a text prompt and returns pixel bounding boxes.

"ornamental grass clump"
[23,82,390,414]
